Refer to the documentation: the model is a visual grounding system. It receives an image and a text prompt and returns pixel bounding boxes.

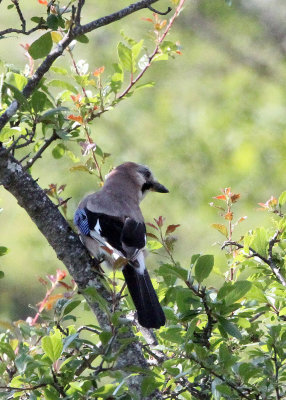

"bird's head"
[106,162,169,201]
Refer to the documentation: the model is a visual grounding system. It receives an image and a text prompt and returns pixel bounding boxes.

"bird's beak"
[151,181,169,193]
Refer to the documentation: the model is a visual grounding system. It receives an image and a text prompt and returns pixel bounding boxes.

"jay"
[74,162,168,329]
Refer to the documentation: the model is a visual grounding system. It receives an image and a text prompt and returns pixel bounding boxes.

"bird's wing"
[74,207,146,260]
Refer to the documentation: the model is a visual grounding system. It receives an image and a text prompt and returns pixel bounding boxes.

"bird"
[74,162,168,329]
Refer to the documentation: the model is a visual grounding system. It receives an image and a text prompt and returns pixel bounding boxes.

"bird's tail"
[122,263,165,329]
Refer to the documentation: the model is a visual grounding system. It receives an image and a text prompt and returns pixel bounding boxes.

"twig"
[77,325,101,335]
[273,346,281,400]
[188,354,256,400]
[75,0,85,25]
[0,383,47,392]
[0,22,45,38]
[51,367,67,397]
[147,5,172,15]
[9,122,37,152]
[12,0,26,32]
[222,240,286,287]
[117,0,186,101]
[24,131,58,170]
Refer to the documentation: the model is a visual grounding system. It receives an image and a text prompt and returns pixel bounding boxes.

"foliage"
[0,0,286,399]
[1,194,286,399]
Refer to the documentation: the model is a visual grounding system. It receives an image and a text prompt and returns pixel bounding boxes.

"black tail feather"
[122,263,165,329]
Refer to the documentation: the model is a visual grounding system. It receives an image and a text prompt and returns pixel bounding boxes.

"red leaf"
[166,224,180,235]
[67,115,83,124]
[141,17,153,23]
[146,232,159,240]
[146,222,158,230]
[230,193,240,203]
[213,195,226,200]
[224,212,233,221]
[258,202,267,208]
[93,66,105,77]
[70,94,81,103]
[155,216,165,227]
[56,269,67,281]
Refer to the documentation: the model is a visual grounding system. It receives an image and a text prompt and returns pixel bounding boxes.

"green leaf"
[47,14,59,30]
[141,376,162,397]
[47,79,77,93]
[38,106,69,121]
[158,264,188,281]
[31,16,45,24]
[194,254,214,283]
[153,53,169,62]
[31,91,49,113]
[132,39,144,64]
[42,330,63,362]
[0,271,4,279]
[0,127,23,141]
[99,331,113,346]
[52,143,66,159]
[118,42,132,72]
[216,384,232,395]
[93,384,115,397]
[279,191,286,206]
[44,387,59,400]
[120,30,138,46]
[191,254,200,265]
[0,342,15,360]
[160,326,184,344]
[76,34,89,44]
[4,83,30,109]
[218,280,252,305]
[134,81,155,91]
[70,164,90,173]
[251,227,268,258]
[246,284,267,303]
[50,66,68,75]
[146,240,163,251]
[29,32,53,60]
[243,232,254,254]
[5,72,27,90]
[63,300,81,316]
[66,150,80,163]
[239,363,257,382]
[218,317,242,339]
[0,246,8,256]
[223,280,252,306]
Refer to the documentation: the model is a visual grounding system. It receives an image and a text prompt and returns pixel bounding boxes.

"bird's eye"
[144,170,151,179]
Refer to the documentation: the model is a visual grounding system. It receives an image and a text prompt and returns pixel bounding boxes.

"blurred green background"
[1,0,286,321]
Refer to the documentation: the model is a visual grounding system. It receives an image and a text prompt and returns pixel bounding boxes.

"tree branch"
[0,22,46,38]
[222,240,286,287]
[0,0,160,131]
[23,130,59,170]
[147,5,172,15]
[12,0,26,32]
[0,147,161,399]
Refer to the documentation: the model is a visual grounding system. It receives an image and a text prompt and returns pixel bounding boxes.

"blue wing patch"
[74,208,90,236]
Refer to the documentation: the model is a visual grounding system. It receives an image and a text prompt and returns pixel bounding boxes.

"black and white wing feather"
[74,207,165,329]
